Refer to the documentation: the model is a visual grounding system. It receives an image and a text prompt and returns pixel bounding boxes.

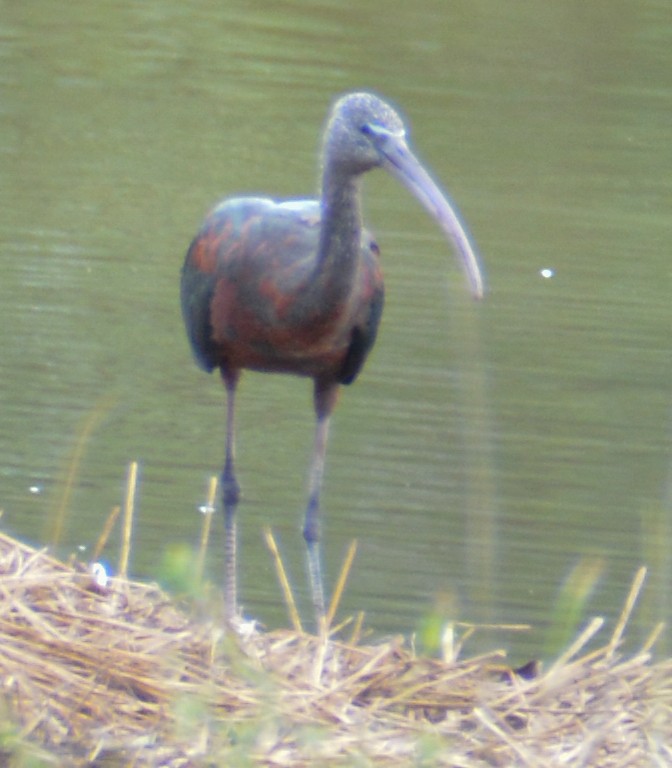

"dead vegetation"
[0,529,670,767]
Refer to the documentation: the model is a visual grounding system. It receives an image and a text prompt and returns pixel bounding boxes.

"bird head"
[322,92,485,299]
[322,92,408,176]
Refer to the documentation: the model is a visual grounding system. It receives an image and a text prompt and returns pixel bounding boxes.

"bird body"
[182,197,384,386]
[181,92,484,629]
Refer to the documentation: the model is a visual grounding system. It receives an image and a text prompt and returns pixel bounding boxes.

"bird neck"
[315,169,363,304]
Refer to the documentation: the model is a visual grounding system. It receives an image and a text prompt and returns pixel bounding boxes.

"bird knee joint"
[303,498,321,545]
[221,471,240,507]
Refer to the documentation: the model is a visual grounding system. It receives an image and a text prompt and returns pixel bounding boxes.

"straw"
[264,527,303,633]
[195,475,218,584]
[0,527,669,767]
[88,505,120,565]
[326,539,358,629]
[118,460,138,580]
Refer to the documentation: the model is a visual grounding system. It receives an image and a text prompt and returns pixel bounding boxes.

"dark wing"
[181,197,322,373]
[338,238,385,385]
[181,242,218,372]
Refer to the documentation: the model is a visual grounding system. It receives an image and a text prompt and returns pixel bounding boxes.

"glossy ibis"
[181,92,484,628]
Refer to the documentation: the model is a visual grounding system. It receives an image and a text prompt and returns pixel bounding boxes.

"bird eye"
[360,123,374,136]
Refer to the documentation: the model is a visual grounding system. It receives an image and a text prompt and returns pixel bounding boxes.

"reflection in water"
[0,1,669,660]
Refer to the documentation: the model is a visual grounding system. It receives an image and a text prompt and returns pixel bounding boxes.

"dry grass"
[0,530,670,767]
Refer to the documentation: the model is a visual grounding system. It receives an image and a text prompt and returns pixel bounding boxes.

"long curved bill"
[376,128,485,300]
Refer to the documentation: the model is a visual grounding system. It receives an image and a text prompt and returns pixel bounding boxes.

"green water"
[1,0,670,661]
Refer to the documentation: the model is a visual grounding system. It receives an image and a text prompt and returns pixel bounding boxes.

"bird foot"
[226,612,261,641]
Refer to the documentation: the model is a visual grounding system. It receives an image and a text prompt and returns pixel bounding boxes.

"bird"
[181,91,484,629]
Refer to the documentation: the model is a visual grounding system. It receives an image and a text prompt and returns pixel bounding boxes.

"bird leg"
[303,381,339,629]
[221,369,241,626]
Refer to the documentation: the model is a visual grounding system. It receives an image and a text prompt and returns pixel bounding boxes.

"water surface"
[1,0,670,661]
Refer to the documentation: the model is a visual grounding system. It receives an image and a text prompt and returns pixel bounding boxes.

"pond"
[1,0,669,663]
